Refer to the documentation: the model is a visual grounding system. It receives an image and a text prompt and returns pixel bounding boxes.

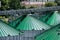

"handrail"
[0,6,60,15]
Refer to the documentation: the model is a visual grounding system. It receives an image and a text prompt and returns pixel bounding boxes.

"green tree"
[1,0,10,10]
[55,0,60,6]
[45,2,57,7]
[0,0,26,10]
[9,0,21,9]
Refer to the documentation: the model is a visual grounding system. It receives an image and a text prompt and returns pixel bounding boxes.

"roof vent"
[43,39,45,40]
[8,35,10,36]
[58,33,60,35]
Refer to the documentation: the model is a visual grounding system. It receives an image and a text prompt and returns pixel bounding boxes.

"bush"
[29,6,35,9]
[45,2,57,7]
[21,6,26,9]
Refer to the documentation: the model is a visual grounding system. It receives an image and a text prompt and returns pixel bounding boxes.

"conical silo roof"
[39,12,53,22]
[47,11,60,26]
[35,24,60,40]
[16,15,50,30]
[0,21,20,37]
[9,15,26,28]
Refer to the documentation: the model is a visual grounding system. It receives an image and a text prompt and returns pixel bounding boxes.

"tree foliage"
[0,0,26,10]
[9,0,21,9]
[1,0,9,10]
[45,2,57,7]
[55,0,60,6]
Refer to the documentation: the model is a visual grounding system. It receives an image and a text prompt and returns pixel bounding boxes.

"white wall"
[0,1,1,7]
[48,0,55,2]
[27,0,55,2]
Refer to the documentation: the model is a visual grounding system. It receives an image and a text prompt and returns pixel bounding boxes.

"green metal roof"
[0,21,20,37]
[9,15,26,28]
[47,11,60,26]
[16,15,50,30]
[35,24,60,40]
[39,12,53,22]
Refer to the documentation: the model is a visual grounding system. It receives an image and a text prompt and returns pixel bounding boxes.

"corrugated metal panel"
[0,30,43,40]
[9,15,26,28]
[16,15,50,30]
[0,36,34,40]
[39,12,53,22]
[0,21,20,37]
[35,24,60,40]
[47,11,60,26]
[22,30,43,37]
[9,17,22,28]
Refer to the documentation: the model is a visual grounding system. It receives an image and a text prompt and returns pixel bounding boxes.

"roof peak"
[16,15,50,30]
